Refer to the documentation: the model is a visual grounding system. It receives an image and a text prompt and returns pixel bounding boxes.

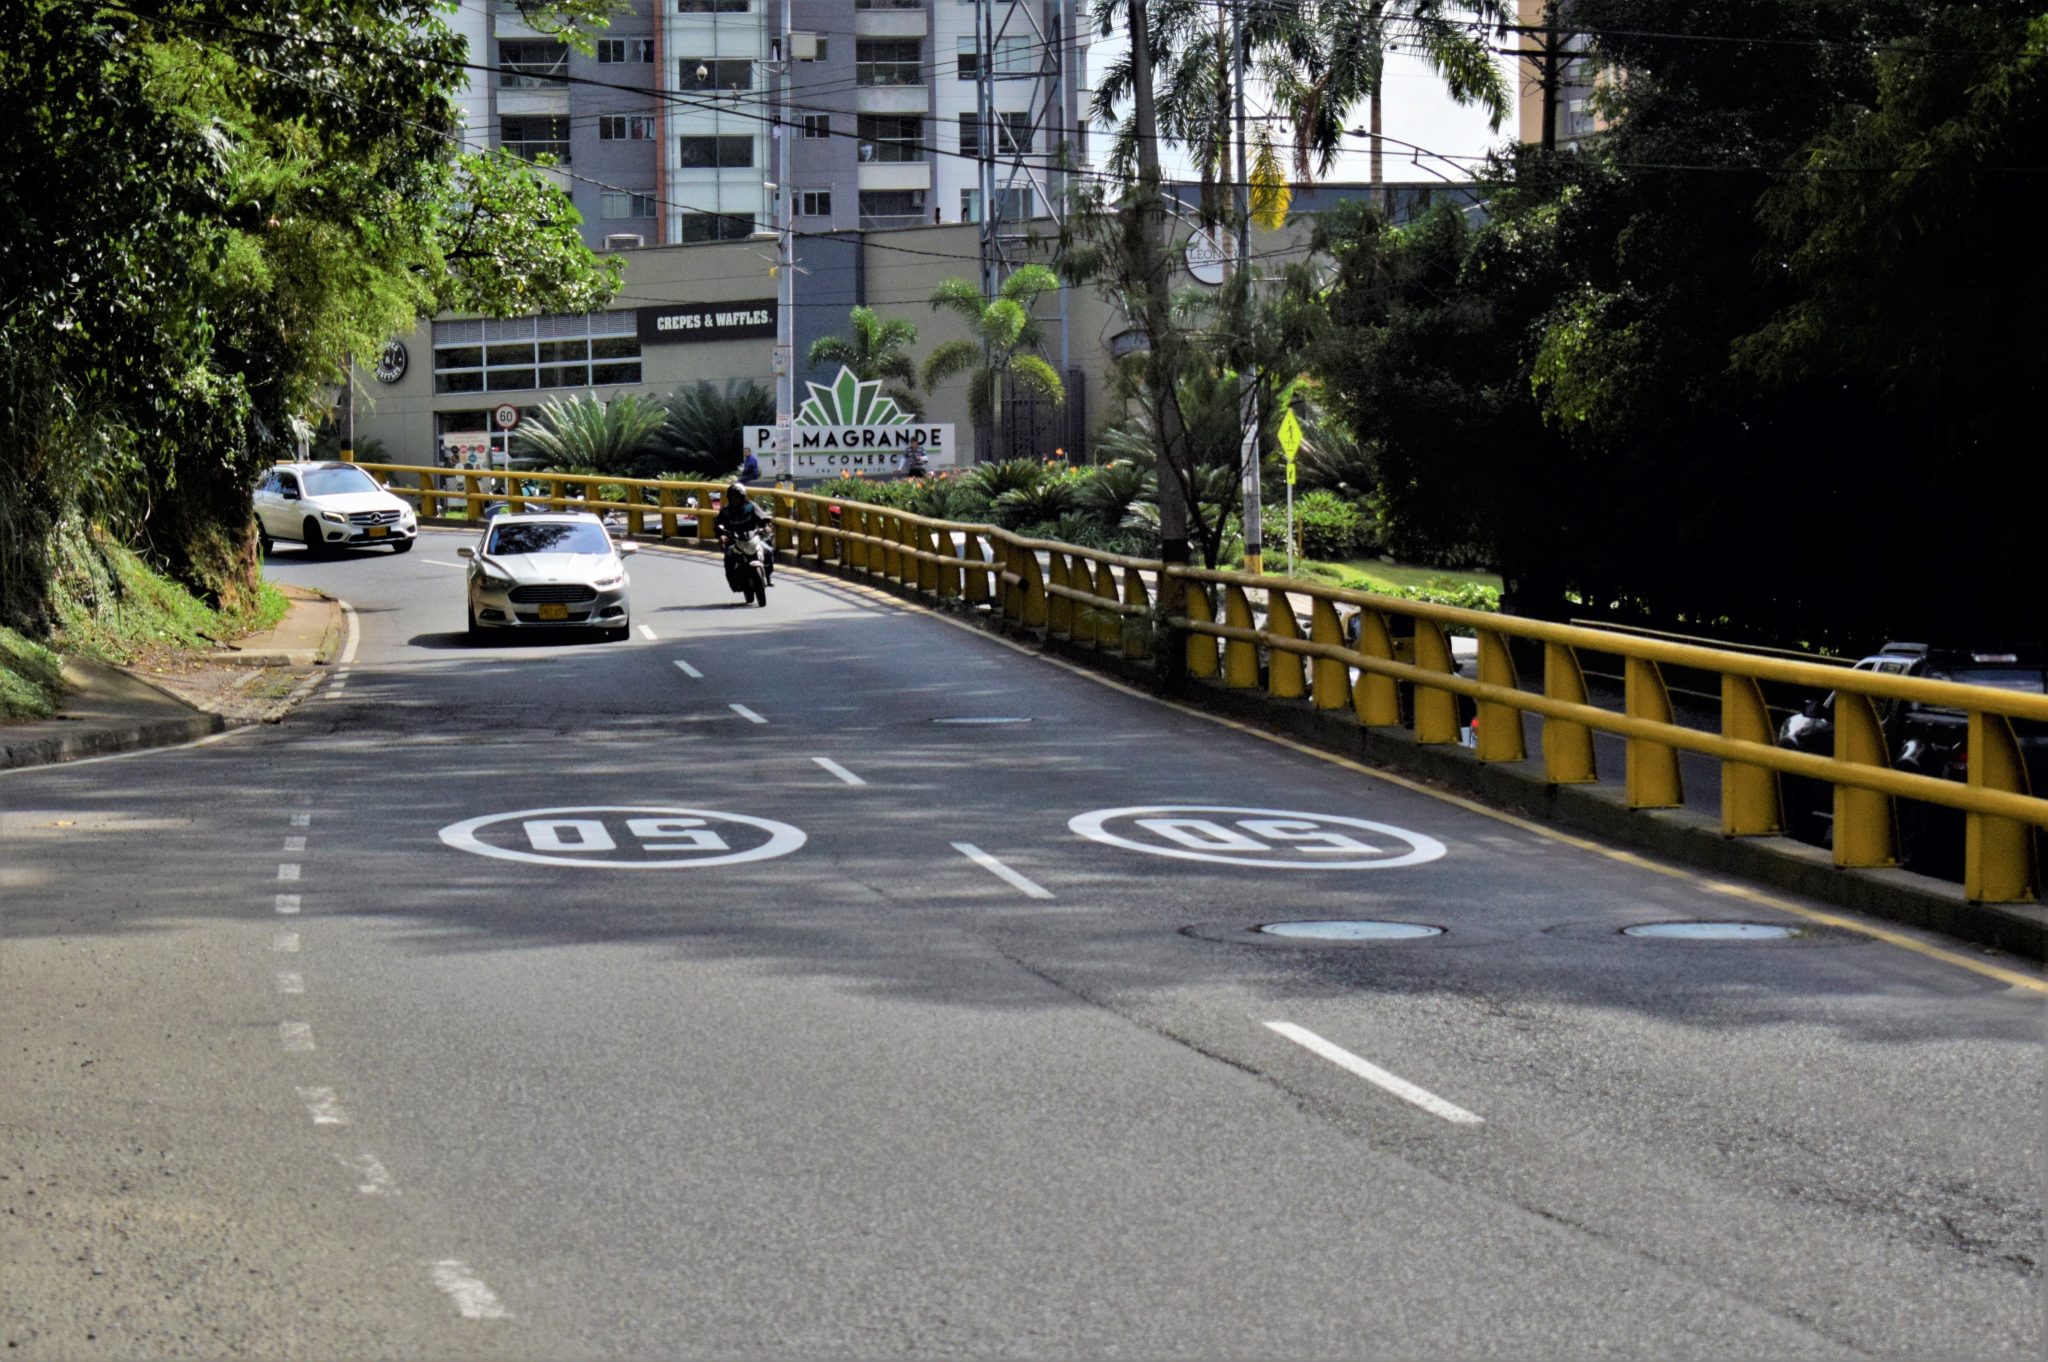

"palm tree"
[922,264,1065,458]
[807,306,924,419]
[652,379,774,478]
[510,392,666,476]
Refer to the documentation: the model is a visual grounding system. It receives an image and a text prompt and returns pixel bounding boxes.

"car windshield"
[486,522,611,556]
[301,467,381,496]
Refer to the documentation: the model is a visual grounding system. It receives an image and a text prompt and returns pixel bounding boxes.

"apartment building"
[441,1,1089,250]
[1515,0,1605,149]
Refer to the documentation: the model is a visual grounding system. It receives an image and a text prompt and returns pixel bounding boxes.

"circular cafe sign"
[1184,229,1234,286]
[374,339,409,384]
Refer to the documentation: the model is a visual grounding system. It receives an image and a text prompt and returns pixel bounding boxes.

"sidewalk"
[0,587,341,772]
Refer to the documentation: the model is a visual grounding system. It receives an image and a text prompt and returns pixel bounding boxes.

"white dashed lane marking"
[812,756,865,786]
[952,842,1054,900]
[283,836,307,853]
[276,971,305,994]
[638,624,657,640]
[673,659,703,679]
[731,703,767,725]
[279,1022,316,1052]
[275,894,301,914]
[1265,1022,1484,1126]
[290,813,312,828]
[296,1087,350,1125]
[342,1153,397,1196]
[273,931,300,952]
[430,1261,511,1320]
[277,863,301,882]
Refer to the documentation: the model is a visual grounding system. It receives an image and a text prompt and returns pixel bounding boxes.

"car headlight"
[320,511,347,524]
[400,510,416,525]
[592,573,624,589]
[477,572,515,592]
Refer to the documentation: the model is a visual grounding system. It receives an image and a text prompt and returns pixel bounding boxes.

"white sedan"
[254,461,417,554]
[458,511,636,643]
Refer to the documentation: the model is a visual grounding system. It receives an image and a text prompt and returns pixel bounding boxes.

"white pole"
[774,0,794,487]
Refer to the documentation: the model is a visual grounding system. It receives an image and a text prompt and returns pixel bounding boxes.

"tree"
[921,265,1065,452]
[807,307,924,419]
[653,379,774,479]
[512,393,667,476]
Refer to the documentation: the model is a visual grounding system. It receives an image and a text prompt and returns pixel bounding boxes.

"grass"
[0,627,69,720]
[52,541,287,665]
[1332,558,1503,594]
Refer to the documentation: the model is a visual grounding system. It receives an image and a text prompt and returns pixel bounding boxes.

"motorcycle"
[722,528,773,607]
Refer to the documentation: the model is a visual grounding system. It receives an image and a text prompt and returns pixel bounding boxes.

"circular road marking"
[1068,805,1446,870]
[438,805,806,869]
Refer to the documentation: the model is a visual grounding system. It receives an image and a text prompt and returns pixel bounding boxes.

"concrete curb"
[659,543,2045,963]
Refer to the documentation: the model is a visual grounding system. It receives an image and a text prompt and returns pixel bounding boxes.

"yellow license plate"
[537,603,569,621]
[367,525,388,538]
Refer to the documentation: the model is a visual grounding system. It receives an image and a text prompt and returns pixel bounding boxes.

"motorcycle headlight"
[320,511,348,524]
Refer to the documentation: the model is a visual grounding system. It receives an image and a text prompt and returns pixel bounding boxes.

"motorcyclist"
[715,481,775,585]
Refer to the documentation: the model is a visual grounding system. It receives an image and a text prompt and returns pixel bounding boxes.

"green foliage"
[511,393,667,477]
[1289,489,1371,560]
[46,529,285,664]
[808,306,923,419]
[923,267,1066,437]
[654,380,775,478]
[0,626,69,719]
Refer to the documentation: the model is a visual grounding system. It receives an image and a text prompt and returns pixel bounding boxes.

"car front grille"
[509,584,598,604]
[348,510,401,526]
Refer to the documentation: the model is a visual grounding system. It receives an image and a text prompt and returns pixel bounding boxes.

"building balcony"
[498,88,571,118]
[857,162,931,193]
[854,5,927,39]
[856,83,929,116]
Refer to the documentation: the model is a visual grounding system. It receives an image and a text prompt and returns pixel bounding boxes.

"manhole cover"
[1621,921,1800,941]
[1259,920,1445,941]
[931,717,1033,725]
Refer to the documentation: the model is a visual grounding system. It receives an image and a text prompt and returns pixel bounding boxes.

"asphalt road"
[3,527,2041,1359]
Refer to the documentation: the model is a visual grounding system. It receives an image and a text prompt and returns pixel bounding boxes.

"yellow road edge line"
[656,548,2048,994]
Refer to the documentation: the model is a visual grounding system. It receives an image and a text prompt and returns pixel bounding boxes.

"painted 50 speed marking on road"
[1069,805,1445,870]
[439,806,805,868]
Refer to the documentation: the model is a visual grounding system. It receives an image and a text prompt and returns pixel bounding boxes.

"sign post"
[1275,408,1303,576]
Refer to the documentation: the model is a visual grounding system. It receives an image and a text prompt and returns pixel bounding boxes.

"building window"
[681,211,755,242]
[959,187,978,223]
[679,58,753,91]
[597,38,655,63]
[801,113,830,139]
[798,190,832,217]
[958,35,1033,79]
[602,191,659,219]
[859,189,926,228]
[678,135,755,169]
[855,39,921,88]
[501,115,571,164]
[959,186,1033,223]
[678,0,750,11]
[856,115,924,164]
[432,315,641,394]
[958,112,979,157]
[598,115,657,141]
[997,111,1032,154]
[499,40,568,88]
[854,0,920,8]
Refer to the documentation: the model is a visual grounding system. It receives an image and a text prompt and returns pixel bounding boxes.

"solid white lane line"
[273,931,300,953]
[283,836,307,853]
[730,703,767,725]
[296,1087,350,1125]
[290,813,312,828]
[342,1153,397,1196]
[951,842,1055,900]
[430,1261,511,1320]
[274,894,301,914]
[277,863,301,882]
[638,624,657,640]
[812,756,865,786]
[276,971,305,994]
[1265,1022,1485,1125]
[337,598,360,667]
[673,659,703,679]
[279,1022,316,1052]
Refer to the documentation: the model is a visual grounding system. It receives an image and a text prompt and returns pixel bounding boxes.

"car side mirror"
[457,546,474,559]
[617,542,639,556]
[282,489,300,501]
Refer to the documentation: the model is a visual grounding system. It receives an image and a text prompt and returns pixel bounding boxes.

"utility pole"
[339,354,354,463]
[1129,0,1191,582]
[772,0,794,484]
[1231,0,1262,575]
[1535,0,1562,152]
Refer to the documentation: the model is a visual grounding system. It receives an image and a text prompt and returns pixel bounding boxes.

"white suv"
[255,462,417,554]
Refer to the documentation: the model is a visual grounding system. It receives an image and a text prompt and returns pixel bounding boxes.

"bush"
[1290,489,1371,559]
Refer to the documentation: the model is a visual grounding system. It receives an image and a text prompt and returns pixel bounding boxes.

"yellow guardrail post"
[963,532,989,604]
[1001,541,1024,621]
[936,526,960,600]
[1624,657,1684,808]
[1475,629,1527,762]
[1720,674,1782,836]
[1351,610,1400,727]
[1966,713,2037,902]
[1184,580,1220,677]
[1309,598,1347,710]
[1266,588,1307,699]
[1541,642,1597,783]
[697,494,718,543]
[845,506,866,572]
[1021,547,1048,628]
[1221,585,1258,688]
[462,471,483,522]
[1831,692,1896,867]
[418,471,439,520]
[1047,553,1073,638]
[1413,619,1460,744]
[917,524,939,595]
[1120,566,1150,660]
[1092,561,1120,649]
[772,494,793,553]
[657,488,676,538]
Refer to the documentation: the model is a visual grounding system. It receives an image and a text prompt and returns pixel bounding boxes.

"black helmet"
[728,481,748,500]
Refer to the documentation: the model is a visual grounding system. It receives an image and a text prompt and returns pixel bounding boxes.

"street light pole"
[1231,0,1262,574]
[773,0,795,488]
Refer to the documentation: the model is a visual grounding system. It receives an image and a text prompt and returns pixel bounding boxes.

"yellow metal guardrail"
[360,461,2047,905]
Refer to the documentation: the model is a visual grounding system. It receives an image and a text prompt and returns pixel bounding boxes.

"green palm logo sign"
[796,366,915,428]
